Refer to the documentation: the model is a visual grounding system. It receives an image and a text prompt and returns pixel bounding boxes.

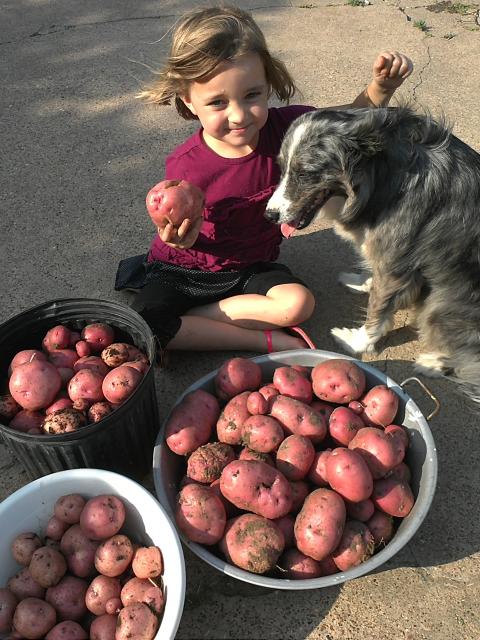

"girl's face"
[181,52,269,158]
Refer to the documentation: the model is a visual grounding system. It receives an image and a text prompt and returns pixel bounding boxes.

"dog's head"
[265,108,395,235]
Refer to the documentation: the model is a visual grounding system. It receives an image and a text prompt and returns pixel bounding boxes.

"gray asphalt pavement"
[1,1,480,638]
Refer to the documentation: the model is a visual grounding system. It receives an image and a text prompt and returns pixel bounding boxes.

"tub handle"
[400,377,440,421]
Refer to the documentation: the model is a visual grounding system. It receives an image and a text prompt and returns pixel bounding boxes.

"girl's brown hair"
[137,5,297,120]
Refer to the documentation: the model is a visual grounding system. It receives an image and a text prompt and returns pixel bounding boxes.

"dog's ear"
[342,109,387,157]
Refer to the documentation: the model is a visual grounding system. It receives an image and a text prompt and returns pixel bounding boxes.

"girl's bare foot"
[264,329,311,352]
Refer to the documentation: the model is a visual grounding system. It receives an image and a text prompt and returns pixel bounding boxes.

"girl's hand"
[157,215,203,249]
[371,51,413,95]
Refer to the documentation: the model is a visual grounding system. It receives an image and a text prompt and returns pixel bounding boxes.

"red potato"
[146,179,204,227]
[371,477,415,517]
[318,554,340,576]
[384,423,409,449]
[326,448,374,503]
[100,344,131,368]
[48,350,78,370]
[60,525,99,577]
[45,576,88,621]
[131,546,163,579]
[358,385,400,427]
[186,442,235,483]
[273,514,295,548]
[81,323,115,353]
[85,576,121,616]
[73,356,109,378]
[0,393,21,421]
[294,488,347,561]
[46,516,69,541]
[241,414,284,453]
[275,434,315,481]
[258,384,279,410]
[43,408,87,434]
[272,366,313,404]
[348,427,406,479]
[7,568,46,600]
[120,578,164,615]
[216,391,251,445]
[75,340,91,358]
[214,357,262,401]
[175,483,226,545]
[11,532,43,566]
[289,479,310,513]
[102,366,142,404]
[328,406,365,446]
[222,513,284,574]
[165,389,220,455]
[220,460,293,519]
[9,360,62,411]
[311,358,366,403]
[80,495,126,540]
[29,546,67,588]
[385,461,412,483]
[9,349,47,374]
[308,449,332,487]
[89,614,117,640]
[115,602,158,640]
[68,369,105,405]
[69,331,81,347]
[366,510,395,547]
[43,325,72,352]
[310,399,335,423]
[122,359,149,375]
[13,597,57,640]
[9,409,45,432]
[95,535,134,577]
[57,367,75,386]
[88,402,113,423]
[105,598,122,615]
[45,621,88,640]
[269,395,327,444]
[280,548,322,580]
[46,397,74,415]
[0,587,18,633]
[345,498,375,522]
[246,391,269,415]
[210,478,238,517]
[238,447,274,466]
[332,520,375,571]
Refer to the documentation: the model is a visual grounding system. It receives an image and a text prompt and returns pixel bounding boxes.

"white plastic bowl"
[0,468,186,640]
[153,349,438,590]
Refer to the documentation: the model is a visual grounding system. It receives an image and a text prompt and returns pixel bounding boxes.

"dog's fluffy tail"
[445,356,480,405]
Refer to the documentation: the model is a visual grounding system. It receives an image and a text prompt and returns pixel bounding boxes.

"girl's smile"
[180,52,269,158]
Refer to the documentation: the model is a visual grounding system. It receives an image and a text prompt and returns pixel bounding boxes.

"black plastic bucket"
[0,298,159,481]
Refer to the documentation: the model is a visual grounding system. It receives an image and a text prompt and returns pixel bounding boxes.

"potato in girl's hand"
[146,179,204,228]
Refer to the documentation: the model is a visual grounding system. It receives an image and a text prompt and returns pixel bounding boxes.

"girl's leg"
[167,315,307,351]
[131,280,306,352]
[184,283,315,330]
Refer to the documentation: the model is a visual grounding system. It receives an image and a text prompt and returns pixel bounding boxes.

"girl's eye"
[246,91,261,99]
[208,99,225,107]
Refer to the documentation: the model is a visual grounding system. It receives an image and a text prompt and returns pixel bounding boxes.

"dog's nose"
[264,208,279,222]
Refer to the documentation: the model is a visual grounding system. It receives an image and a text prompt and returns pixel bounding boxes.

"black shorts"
[115,255,307,348]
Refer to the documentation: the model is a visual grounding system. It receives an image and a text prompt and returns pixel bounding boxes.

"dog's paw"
[331,326,375,354]
[338,272,372,294]
[414,352,447,378]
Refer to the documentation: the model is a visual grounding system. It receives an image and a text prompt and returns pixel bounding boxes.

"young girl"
[116,5,413,355]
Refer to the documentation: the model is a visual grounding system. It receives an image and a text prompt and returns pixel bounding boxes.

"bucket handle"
[400,376,440,421]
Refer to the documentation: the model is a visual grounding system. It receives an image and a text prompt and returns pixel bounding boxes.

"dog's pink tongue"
[280,222,298,238]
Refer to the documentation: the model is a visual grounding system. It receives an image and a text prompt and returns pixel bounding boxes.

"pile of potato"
[166,357,416,579]
[0,493,164,639]
[0,322,149,435]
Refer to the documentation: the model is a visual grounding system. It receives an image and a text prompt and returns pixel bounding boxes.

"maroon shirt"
[148,105,315,272]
